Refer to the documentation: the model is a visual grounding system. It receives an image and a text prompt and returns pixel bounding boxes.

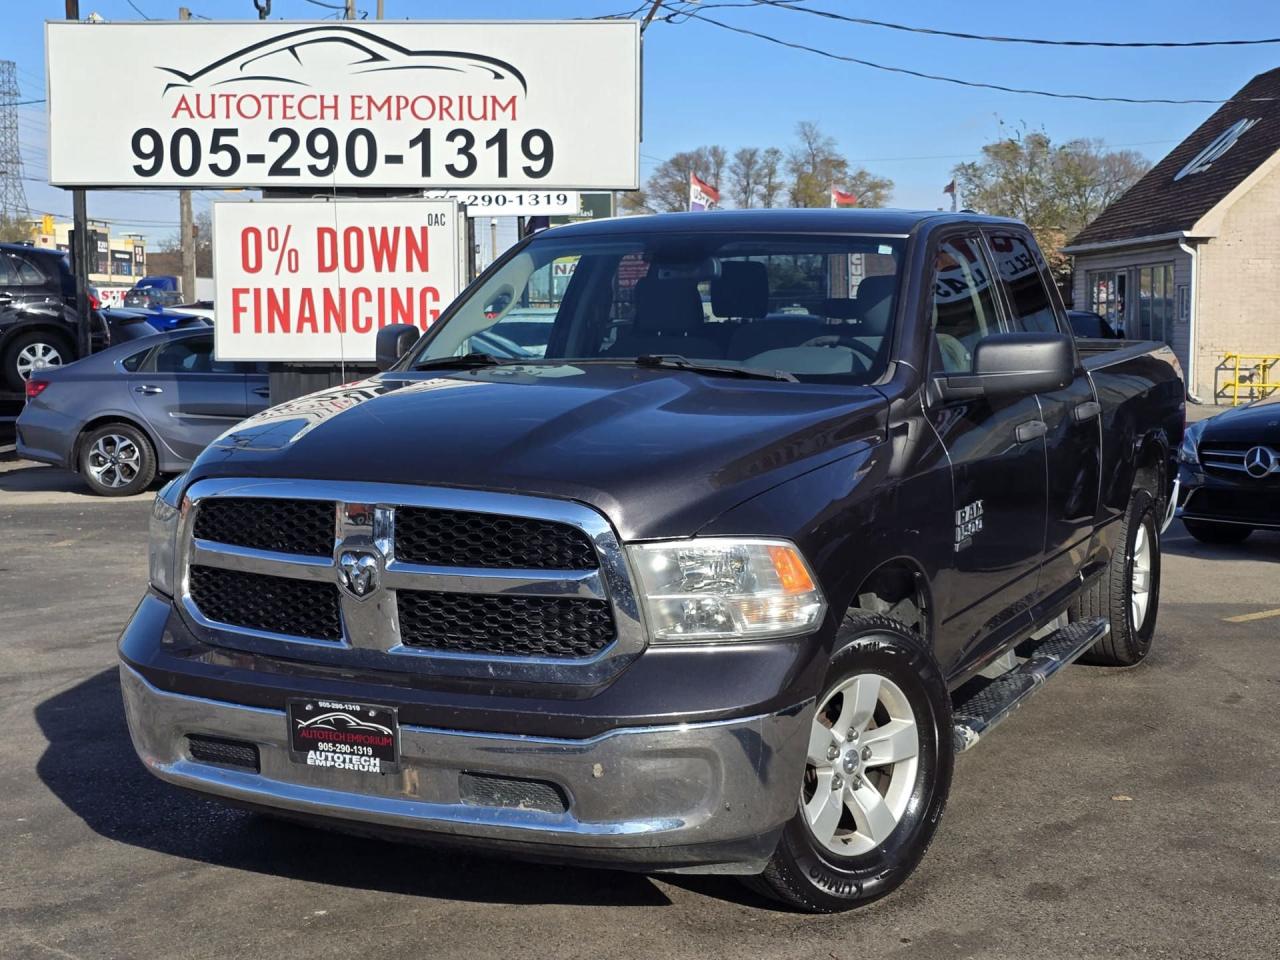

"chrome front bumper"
[119,664,812,874]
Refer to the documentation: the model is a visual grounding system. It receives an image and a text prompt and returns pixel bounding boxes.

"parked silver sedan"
[16,328,270,496]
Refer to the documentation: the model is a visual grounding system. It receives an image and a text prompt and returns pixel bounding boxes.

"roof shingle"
[1068,66,1280,248]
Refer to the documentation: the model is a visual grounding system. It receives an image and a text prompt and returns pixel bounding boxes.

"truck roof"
[547,207,1022,238]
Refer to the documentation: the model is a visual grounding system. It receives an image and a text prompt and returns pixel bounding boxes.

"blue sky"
[10,0,1280,242]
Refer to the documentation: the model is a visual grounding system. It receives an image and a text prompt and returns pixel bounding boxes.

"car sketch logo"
[295,711,393,737]
[155,24,528,95]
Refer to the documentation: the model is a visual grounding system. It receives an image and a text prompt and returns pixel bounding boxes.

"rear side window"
[930,235,1001,374]
[154,337,239,374]
[1,253,46,286]
[987,231,1059,334]
[121,348,150,372]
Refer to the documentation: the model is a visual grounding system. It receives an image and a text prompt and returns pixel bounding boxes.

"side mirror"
[375,323,421,371]
[937,332,1075,400]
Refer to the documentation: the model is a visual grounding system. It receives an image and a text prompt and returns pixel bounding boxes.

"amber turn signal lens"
[768,545,815,594]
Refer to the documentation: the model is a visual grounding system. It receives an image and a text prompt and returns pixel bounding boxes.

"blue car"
[16,327,270,496]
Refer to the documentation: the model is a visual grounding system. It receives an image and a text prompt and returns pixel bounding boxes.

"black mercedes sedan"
[1177,395,1280,543]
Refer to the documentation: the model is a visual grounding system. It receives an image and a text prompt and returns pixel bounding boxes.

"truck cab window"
[930,236,1000,374]
[987,231,1059,334]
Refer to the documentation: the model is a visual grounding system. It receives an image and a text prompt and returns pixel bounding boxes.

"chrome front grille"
[177,479,644,684]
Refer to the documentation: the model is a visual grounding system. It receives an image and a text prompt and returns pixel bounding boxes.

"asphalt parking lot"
[3,436,1278,960]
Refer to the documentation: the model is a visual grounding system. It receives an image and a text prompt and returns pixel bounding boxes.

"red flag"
[831,187,858,208]
[943,179,956,195]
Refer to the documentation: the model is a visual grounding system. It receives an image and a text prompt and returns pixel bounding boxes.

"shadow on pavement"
[35,668,675,908]
[1162,522,1280,563]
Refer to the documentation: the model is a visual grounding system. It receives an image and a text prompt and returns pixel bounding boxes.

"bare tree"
[728,147,761,208]
[758,147,785,208]
[617,189,653,215]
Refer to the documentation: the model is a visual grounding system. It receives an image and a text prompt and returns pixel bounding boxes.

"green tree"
[952,127,1149,276]
[0,214,32,243]
[786,121,892,208]
[644,146,728,212]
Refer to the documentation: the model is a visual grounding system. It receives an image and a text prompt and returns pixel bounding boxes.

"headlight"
[627,538,826,642]
[1178,421,1206,465]
[148,475,186,596]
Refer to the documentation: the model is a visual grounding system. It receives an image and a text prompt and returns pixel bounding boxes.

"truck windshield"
[408,231,906,384]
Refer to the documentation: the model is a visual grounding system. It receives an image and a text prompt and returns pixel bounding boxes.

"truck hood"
[191,364,886,540]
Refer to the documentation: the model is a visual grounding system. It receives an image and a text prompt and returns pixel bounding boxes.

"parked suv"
[0,243,98,391]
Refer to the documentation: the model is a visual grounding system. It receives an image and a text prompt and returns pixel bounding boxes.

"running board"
[952,617,1110,753]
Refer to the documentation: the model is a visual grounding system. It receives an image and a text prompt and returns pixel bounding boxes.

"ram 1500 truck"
[119,210,1184,913]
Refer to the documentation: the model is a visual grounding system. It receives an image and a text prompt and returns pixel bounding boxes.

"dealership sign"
[46,20,639,189]
[424,190,580,217]
[212,199,461,362]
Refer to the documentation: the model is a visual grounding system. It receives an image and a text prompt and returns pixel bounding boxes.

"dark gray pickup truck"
[119,209,1183,912]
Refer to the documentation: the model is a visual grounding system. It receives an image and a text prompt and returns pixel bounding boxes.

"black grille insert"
[459,772,568,813]
[397,590,614,658]
[194,498,335,557]
[395,507,598,570]
[187,735,260,772]
[189,565,343,641]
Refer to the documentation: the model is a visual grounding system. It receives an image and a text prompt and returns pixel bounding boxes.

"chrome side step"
[952,617,1110,753]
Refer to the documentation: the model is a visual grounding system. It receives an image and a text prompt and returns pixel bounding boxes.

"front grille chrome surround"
[176,478,645,685]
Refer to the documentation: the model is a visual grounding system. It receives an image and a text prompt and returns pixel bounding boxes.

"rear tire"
[1183,520,1253,544]
[1071,488,1161,667]
[2,329,73,391]
[78,423,156,497]
[746,613,952,913]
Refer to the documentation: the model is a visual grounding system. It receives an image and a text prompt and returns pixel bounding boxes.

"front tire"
[78,423,156,496]
[1183,519,1253,544]
[1072,488,1161,666]
[748,613,952,913]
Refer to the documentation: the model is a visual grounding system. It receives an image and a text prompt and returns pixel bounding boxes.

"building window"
[1087,270,1127,334]
[1137,264,1175,343]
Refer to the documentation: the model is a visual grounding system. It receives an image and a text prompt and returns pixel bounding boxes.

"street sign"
[212,198,462,363]
[424,190,580,218]
[46,20,640,190]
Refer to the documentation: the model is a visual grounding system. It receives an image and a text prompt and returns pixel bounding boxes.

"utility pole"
[64,0,91,361]
[178,7,196,303]
[376,0,384,19]
[345,0,356,19]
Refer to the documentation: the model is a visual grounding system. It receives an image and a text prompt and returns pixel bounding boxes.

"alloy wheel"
[802,672,920,856]
[86,434,142,489]
[1130,520,1153,629]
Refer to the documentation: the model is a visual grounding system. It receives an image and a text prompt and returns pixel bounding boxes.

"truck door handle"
[1016,419,1048,443]
[1073,400,1102,422]
[133,385,163,395]
[252,386,270,397]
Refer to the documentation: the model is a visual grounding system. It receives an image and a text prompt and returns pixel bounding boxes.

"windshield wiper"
[413,351,511,371]
[634,354,798,382]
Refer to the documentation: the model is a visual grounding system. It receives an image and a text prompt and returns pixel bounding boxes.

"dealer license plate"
[287,698,399,774]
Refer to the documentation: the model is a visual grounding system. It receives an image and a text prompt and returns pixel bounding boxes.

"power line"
[126,0,155,19]
[0,99,46,107]
[753,0,1280,49]
[671,9,1278,105]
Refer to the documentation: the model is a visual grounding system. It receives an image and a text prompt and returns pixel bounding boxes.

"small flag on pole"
[689,173,720,212]
[943,179,956,195]
[831,187,858,208]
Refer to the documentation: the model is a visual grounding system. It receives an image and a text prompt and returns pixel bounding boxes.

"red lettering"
[323,288,346,333]
[352,288,373,333]
[404,227,429,272]
[231,287,249,333]
[316,227,337,273]
[266,288,290,333]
